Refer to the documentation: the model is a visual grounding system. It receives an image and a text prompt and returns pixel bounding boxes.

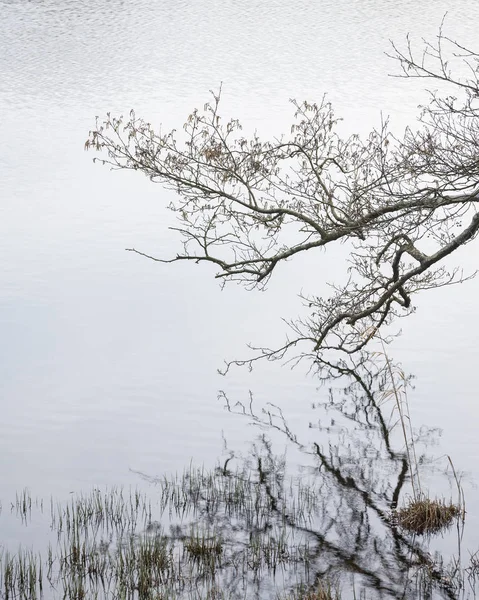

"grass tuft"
[394,495,462,535]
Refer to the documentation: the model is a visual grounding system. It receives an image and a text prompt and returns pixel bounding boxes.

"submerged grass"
[0,465,322,600]
[0,430,469,599]
[0,466,471,600]
[281,581,341,600]
[183,529,223,568]
[0,548,42,600]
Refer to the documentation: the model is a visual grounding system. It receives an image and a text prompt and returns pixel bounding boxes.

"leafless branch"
[86,26,479,372]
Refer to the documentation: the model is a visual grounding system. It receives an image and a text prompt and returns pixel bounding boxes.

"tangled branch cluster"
[86,28,479,372]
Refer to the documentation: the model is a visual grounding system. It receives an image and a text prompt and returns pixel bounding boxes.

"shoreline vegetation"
[1,352,468,600]
[0,463,467,600]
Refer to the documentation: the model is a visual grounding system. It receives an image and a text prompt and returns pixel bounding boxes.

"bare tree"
[86,27,479,373]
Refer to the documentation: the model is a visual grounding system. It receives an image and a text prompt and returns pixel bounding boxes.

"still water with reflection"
[1,0,479,598]
[0,359,472,599]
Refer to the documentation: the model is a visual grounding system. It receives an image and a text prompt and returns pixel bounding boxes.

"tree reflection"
[0,362,466,600]
[208,354,464,599]
[122,354,467,599]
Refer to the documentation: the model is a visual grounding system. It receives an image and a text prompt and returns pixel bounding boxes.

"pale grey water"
[1,0,479,594]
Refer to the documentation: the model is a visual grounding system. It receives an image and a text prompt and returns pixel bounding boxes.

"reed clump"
[373,336,465,538]
[394,496,462,535]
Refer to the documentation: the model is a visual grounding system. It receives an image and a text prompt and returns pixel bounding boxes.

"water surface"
[1,1,479,596]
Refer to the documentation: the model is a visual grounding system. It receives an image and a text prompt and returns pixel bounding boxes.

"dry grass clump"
[282,581,341,600]
[394,496,462,535]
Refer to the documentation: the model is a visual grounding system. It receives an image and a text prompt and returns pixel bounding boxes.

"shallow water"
[1,1,479,597]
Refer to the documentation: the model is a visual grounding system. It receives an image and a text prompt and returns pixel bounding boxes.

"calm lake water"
[2,1,479,598]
